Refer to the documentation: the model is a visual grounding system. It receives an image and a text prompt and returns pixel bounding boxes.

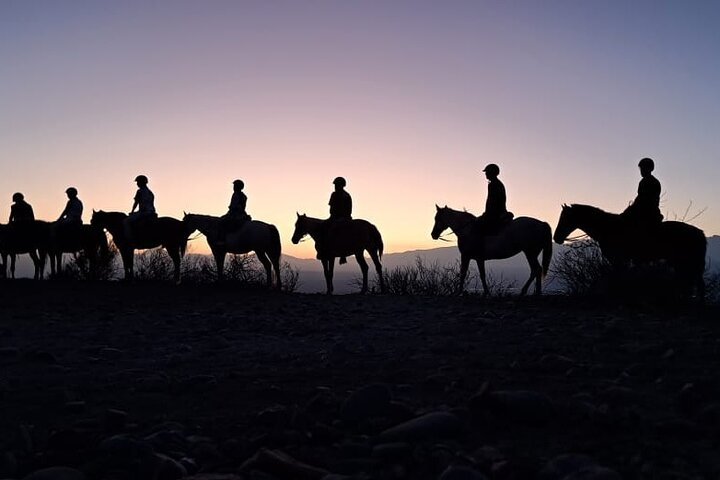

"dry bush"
[181,253,299,292]
[134,248,175,281]
[62,241,120,281]
[362,257,515,296]
[705,269,720,304]
[549,240,613,296]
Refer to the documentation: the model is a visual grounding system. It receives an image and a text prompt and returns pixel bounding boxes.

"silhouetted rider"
[476,164,513,233]
[318,177,353,263]
[9,192,35,224]
[56,187,83,226]
[329,176,352,220]
[124,175,157,242]
[622,157,663,228]
[218,179,251,245]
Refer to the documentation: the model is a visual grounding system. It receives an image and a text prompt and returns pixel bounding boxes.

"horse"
[90,210,189,283]
[0,221,51,280]
[48,223,110,278]
[291,213,385,294]
[183,213,282,289]
[431,205,553,295]
[554,203,706,300]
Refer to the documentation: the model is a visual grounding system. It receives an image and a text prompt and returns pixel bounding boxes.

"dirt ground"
[1,281,719,479]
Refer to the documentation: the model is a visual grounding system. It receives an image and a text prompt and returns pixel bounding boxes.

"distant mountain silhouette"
[7,236,720,294]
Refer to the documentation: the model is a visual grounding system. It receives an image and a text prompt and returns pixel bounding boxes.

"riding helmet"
[638,157,655,171]
[233,179,245,189]
[135,174,149,184]
[12,192,24,202]
[65,187,78,196]
[333,176,347,187]
[483,163,500,176]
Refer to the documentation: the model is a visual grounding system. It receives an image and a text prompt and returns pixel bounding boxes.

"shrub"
[61,241,120,281]
[361,256,516,296]
[549,240,612,295]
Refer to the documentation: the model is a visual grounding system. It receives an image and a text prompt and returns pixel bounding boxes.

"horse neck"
[303,216,325,238]
[189,215,219,234]
[444,209,476,237]
[99,213,127,237]
[572,205,619,240]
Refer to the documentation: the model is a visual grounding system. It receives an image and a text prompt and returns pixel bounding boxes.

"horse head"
[291,213,308,244]
[554,204,577,244]
[431,205,456,240]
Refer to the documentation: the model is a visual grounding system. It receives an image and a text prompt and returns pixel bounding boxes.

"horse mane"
[569,204,618,218]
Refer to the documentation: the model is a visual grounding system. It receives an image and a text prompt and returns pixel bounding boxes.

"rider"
[477,163,513,232]
[622,157,663,229]
[56,187,83,226]
[124,175,157,242]
[9,192,35,224]
[217,179,251,245]
[317,177,353,263]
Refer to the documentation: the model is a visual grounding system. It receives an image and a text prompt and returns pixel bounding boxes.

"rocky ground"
[1,281,719,480]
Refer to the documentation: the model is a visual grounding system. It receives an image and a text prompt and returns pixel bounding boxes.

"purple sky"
[2,1,718,257]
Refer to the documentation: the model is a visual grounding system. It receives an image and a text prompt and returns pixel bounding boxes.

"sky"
[1,0,719,259]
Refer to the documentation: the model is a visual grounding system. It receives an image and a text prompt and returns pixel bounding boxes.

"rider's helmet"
[12,192,24,202]
[65,187,78,197]
[638,157,655,171]
[134,174,149,184]
[483,163,500,177]
[233,179,245,189]
[333,176,347,187]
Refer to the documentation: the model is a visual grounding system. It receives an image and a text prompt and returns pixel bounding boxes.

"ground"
[1,281,719,479]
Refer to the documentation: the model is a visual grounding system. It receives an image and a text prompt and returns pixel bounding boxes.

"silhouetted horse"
[554,204,706,300]
[183,213,282,289]
[0,221,50,279]
[291,214,385,294]
[48,224,109,278]
[431,205,553,295]
[91,210,188,283]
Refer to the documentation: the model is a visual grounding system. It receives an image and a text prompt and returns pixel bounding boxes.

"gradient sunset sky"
[2,1,719,258]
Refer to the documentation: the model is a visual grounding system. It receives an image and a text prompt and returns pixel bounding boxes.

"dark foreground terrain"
[1,281,719,480]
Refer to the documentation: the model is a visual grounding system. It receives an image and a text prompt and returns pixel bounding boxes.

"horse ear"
[296,212,300,218]
[435,204,439,210]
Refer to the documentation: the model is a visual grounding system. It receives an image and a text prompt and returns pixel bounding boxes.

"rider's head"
[483,163,500,179]
[638,157,654,176]
[333,176,347,188]
[233,179,244,190]
[65,187,78,197]
[12,192,24,202]
[134,174,149,185]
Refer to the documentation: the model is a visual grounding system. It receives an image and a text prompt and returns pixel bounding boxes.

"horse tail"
[372,224,384,259]
[268,224,282,262]
[541,222,553,277]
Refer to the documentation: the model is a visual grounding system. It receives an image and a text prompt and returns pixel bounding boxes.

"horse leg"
[271,252,282,291]
[213,249,226,282]
[29,251,40,280]
[322,258,335,294]
[459,255,471,294]
[168,247,181,284]
[368,249,385,293]
[355,253,369,293]
[122,248,134,280]
[521,251,542,296]
[256,251,273,289]
[476,259,489,296]
[10,254,16,279]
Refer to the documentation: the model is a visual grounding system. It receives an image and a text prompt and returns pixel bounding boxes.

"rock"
[185,475,243,480]
[340,384,392,423]
[562,466,622,480]
[155,453,188,480]
[371,442,412,461]
[475,390,555,425]
[539,454,597,480]
[22,466,85,480]
[64,400,87,413]
[240,448,329,480]
[438,465,489,480]
[104,408,128,432]
[377,411,462,442]
[0,346,20,361]
[145,429,189,456]
[0,450,18,478]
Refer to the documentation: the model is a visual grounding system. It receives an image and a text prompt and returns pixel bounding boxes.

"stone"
[22,466,85,480]
[480,390,555,425]
[562,466,622,480]
[439,465,490,480]
[340,384,392,423]
[377,411,462,442]
[539,454,597,480]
